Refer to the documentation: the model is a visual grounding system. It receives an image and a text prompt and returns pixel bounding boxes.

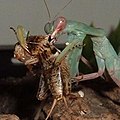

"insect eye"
[44,21,54,34]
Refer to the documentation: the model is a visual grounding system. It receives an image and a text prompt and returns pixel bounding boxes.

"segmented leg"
[36,75,49,101]
[74,55,105,81]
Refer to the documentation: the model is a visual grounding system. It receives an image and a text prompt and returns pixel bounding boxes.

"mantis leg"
[106,57,120,87]
[80,56,93,70]
[74,55,105,81]
[55,32,86,77]
[55,40,81,64]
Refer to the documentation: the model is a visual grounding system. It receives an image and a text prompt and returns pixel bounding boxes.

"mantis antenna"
[44,0,51,21]
[54,0,72,19]
[43,0,73,21]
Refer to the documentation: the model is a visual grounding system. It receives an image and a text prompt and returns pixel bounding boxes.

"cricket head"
[44,17,67,39]
[14,34,59,67]
[14,43,39,65]
[11,25,38,65]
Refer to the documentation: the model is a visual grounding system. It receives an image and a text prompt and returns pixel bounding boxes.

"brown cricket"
[12,26,72,120]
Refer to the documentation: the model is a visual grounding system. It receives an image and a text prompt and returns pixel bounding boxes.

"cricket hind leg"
[45,99,57,120]
[45,96,71,120]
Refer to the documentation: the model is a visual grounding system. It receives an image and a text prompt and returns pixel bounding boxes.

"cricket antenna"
[10,27,19,42]
[44,0,51,21]
[54,0,72,19]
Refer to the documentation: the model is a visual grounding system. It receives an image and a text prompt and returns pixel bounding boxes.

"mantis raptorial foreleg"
[44,16,106,79]
[55,40,84,63]
[55,38,85,77]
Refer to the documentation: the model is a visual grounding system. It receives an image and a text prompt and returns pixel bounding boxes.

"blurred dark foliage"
[108,20,120,54]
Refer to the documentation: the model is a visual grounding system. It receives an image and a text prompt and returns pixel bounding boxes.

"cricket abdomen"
[49,67,63,100]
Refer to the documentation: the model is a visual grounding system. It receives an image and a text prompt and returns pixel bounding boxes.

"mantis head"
[44,17,67,39]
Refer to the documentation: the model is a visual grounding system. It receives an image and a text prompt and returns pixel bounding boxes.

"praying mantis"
[44,0,120,87]
[44,16,105,77]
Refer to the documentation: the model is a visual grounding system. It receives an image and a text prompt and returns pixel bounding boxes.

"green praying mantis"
[44,16,105,77]
[44,3,120,87]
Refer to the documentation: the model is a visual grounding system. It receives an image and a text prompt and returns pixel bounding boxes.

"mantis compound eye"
[44,21,54,34]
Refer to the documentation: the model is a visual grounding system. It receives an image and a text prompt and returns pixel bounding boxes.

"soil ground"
[40,79,120,120]
[0,75,120,120]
